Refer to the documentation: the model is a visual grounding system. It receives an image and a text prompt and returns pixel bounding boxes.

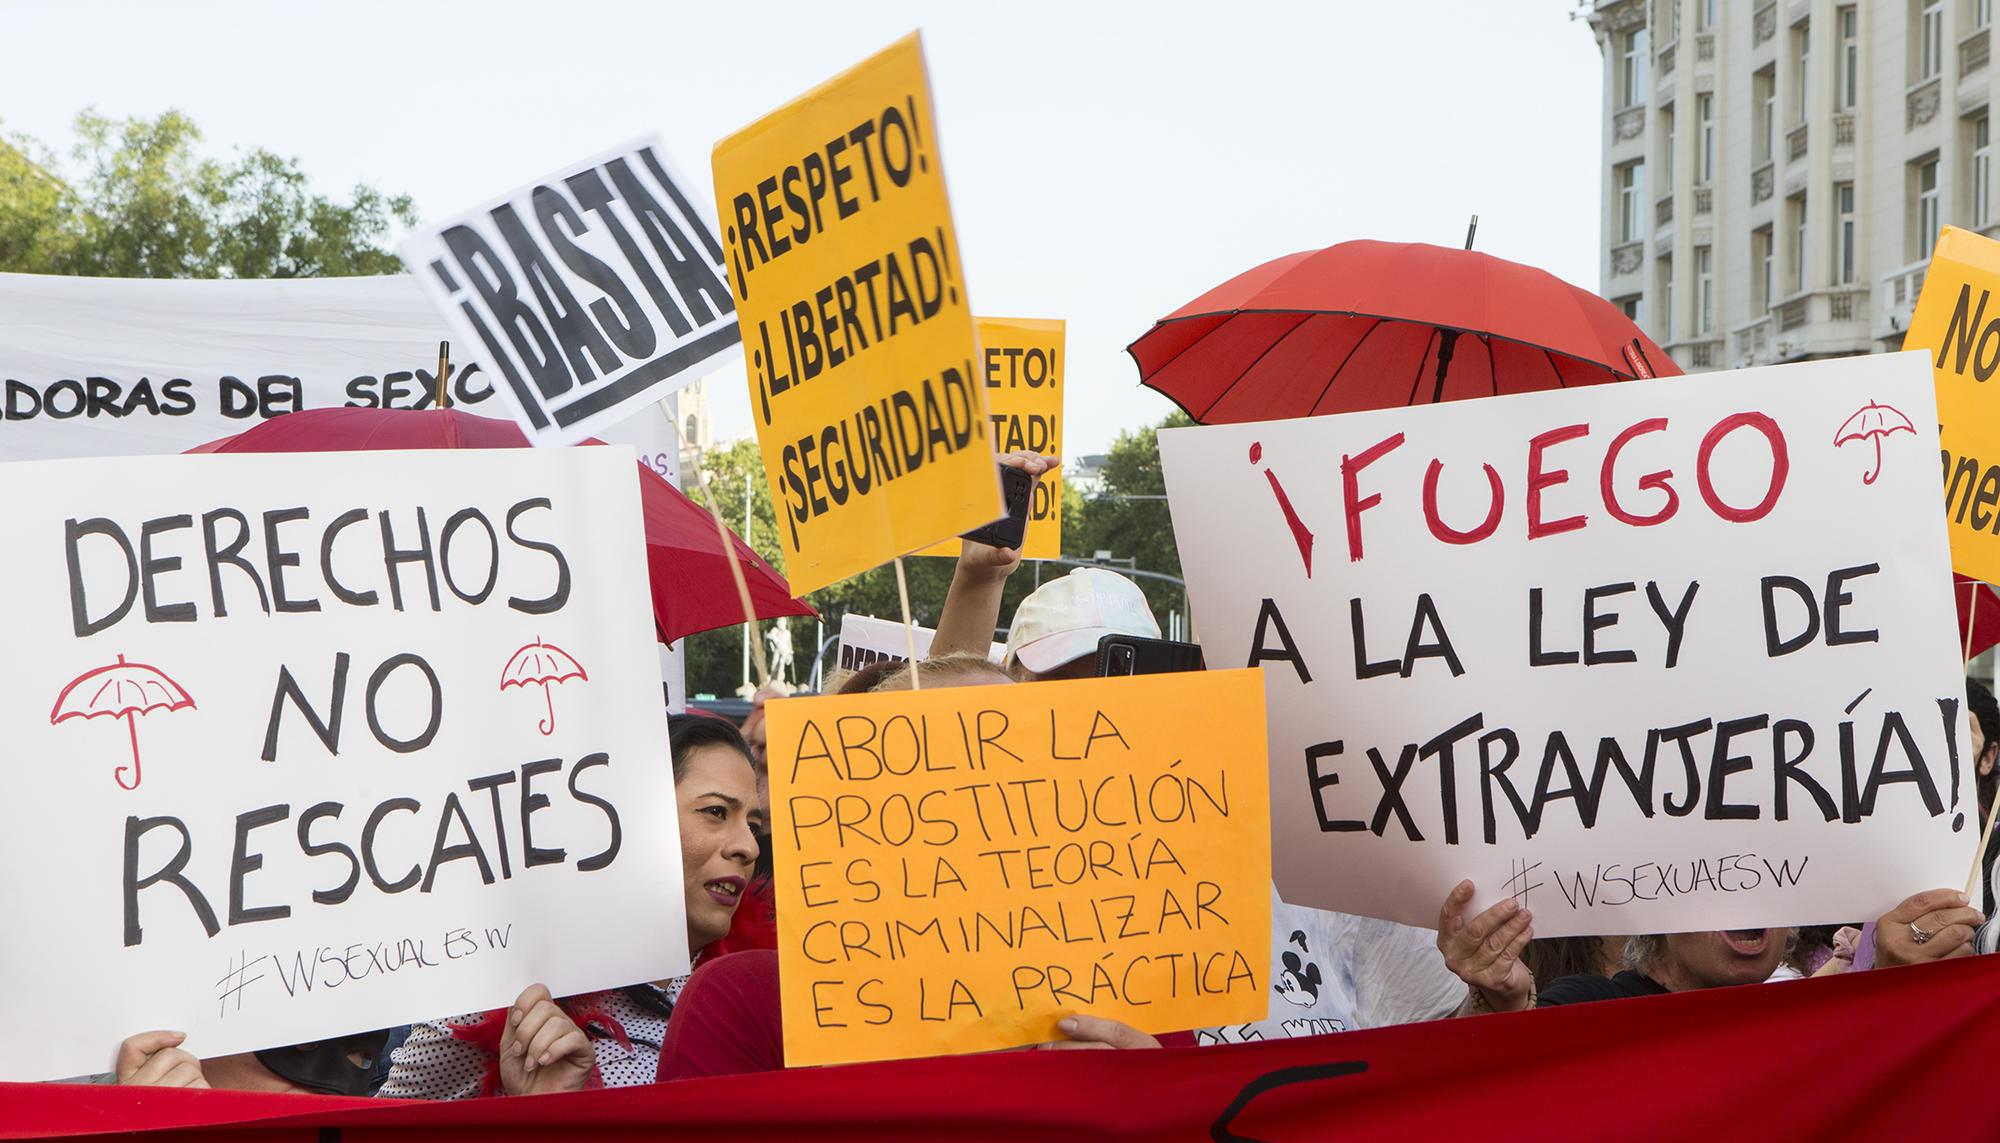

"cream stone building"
[1587,0,2000,369]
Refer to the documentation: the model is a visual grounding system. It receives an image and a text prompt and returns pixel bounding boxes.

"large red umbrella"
[189,407,813,645]
[1129,239,1679,423]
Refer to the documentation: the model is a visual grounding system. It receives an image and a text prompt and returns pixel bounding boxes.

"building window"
[1982,0,1994,30]
[1918,156,1942,260]
[1791,194,1809,292]
[1696,246,1715,335]
[1920,0,1944,81]
[1836,183,1857,284]
[1795,23,1812,124]
[1978,116,1993,227]
[1660,255,1675,342]
[1621,29,1648,108]
[1662,106,1676,185]
[1838,7,1859,110]
[1755,68,1777,162]
[1699,0,1717,30]
[1663,0,1680,42]
[1619,296,1641,321]
[1698,94,1715,183]
[1618,162,1644,242]
[1754,226,1776,311]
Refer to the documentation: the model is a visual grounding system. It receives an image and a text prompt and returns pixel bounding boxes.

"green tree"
[1066,410,1195,625]
[0,109,414,279]
[0,134,73,271]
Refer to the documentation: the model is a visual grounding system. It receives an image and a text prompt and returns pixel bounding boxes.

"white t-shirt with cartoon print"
[1198,886,1464,1044]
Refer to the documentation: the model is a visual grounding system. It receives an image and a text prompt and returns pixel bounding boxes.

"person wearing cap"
[1001,567,1162,680]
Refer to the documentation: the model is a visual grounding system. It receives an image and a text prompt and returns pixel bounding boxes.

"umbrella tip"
[1464,215,1479,251]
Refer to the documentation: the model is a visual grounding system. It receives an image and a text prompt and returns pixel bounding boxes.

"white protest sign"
[0,448,685,1081]
[1162,353,1975,937]
[835,614,1005,677]
[400,137,740,447]
[0,271,688,477]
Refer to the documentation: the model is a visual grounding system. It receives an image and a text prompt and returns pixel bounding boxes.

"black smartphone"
[959,464,1035,550]
[1096,634,1206,677]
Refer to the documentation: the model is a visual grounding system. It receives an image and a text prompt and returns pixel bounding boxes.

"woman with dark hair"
[1967,678,2000,952]
[1522,936,1623,988]
[371,714,765,1098]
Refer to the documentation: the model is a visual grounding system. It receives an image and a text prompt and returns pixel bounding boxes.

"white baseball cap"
[1004,568,1161,675]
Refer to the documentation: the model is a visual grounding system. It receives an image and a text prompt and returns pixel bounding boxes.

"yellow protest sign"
[917,316,1066,559]
[1908,224,2000,582]
[766,669,1272,1067]
[712,33,998,595]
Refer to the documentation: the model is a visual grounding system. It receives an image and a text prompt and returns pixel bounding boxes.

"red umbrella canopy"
[1958,575,2000,661]
[1129,240,1680,423]
[188,407,814,645]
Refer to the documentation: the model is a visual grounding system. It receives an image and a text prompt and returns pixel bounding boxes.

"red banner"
[7,955,1999,1141]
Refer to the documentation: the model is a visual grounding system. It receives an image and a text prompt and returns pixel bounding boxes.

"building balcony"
[1767,287,1873,359]
[1786,123,1809,163]
[1752,161,1775,203]
[1753,2,1777,46]
[1658,39,1677,79]
[1656,194,1674,227]
[1694,186,1713,216]
[1613,105,1646,143]
[1696,32,1715,65]
[1965,27,1991,77]
[1666,337,1725,371]
[1833,112,1855,147]
[1882,260,1930,337]
[1734,315,1774,366]
[1610,241,1644,278]
[1909,76,1943,129]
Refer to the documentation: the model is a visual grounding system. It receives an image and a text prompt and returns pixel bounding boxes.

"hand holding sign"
[1435,881,1534,1013]
[498,983,595,1096]
[114,1031,208,1089]
[1873,889,1985,967]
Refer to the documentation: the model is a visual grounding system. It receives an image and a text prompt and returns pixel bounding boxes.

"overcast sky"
[0,0,1603,455]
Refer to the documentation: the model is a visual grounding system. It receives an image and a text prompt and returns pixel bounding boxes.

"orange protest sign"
[765,669,1272,1067]
[711,33,998,594]
[918,316,1065,559]
[1908,225,2000,584]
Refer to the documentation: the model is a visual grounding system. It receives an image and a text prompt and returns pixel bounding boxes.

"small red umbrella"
[500,637,588,735]
[1832,400,1917,485]
[1129,239,1679,423]
[50,654,195,790]
[189,407,814,644]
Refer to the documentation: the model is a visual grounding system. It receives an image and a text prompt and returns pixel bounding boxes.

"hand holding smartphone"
[958,463,1035,550]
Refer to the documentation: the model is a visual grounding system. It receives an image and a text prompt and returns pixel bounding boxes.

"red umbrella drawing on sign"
[1833,400,1916,485]
[500,638,588,736]
[50,655,196,790]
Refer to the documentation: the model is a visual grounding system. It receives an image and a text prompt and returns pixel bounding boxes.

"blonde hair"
[871,652,1013,692]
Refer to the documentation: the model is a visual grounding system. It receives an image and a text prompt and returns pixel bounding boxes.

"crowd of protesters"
[98,451,2000,1095]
